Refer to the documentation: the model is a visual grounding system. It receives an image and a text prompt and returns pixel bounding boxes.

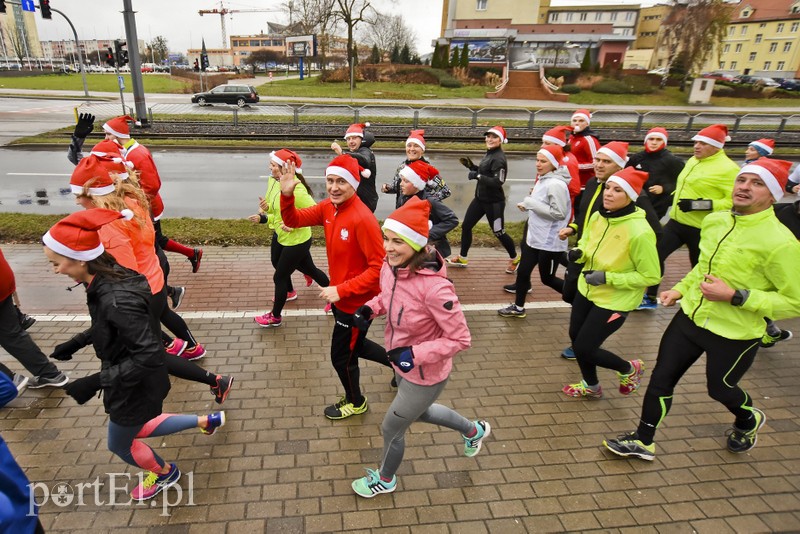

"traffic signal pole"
[121,0,148,126]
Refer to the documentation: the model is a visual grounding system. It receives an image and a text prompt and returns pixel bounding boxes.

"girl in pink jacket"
[350,196,491,498]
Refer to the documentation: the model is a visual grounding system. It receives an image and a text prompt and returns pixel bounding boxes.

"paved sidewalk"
[1,245,799,533]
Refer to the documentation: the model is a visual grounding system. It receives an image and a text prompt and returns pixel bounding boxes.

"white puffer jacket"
[519,166,572,252]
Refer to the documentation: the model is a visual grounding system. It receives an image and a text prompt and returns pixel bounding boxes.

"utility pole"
[121,0,148,125]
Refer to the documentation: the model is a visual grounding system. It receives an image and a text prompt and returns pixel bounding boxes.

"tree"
[360,12,417,61]
[244,49,286,71]
[431,43,441,68]
[656,0,732,90]
[459,43,469,68]
[369,44,381,64]
[334,0,374,88]
[580,46,592,72]
[400,44,411,64]
[146,36,169,64]
[3,25,26,65]
[390,44,400,64]
[449,45,459,68]
[282,0,337,70]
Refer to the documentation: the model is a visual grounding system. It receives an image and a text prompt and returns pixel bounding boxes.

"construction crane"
[199,2,283,48]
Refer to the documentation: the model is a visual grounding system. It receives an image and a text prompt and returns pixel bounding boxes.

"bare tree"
[360,12,416,57]
[333,0,375,86]
[282,0,338,70]
[4,25,26,64]
[146,36,169,65]
[656,0,732,90]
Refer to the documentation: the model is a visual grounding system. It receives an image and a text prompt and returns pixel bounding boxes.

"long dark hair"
[86,251,128,281]
[403,246,436,275]
[295,171,312,195]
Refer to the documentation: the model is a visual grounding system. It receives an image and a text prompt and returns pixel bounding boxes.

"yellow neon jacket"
[669,150,739,228]
[264,176,315,246]
[673,208,800,340]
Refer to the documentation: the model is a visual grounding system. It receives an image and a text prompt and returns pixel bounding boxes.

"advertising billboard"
[449,39,507,63]
[286,35,318,58]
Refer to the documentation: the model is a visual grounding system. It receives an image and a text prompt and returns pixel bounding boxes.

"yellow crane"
[199,2,283,48]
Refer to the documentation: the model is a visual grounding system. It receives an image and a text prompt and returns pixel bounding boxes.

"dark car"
[191,84,259,107]
[780,79,800,91]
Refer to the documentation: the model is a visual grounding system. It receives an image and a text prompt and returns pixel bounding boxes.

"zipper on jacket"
[690,214,737,322]
[586,218,612,296]
[387,269,399,346]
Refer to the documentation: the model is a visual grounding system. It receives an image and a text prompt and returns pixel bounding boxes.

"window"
[778,61,785,70]
[769,42,777,52]
[764,61,771,70]
[755,34,762,43]
[740,25,748,35]
[610,12,618,21]
[249,40,260,46]
[728,27,735,36]
[741,9,750,17]
[476,0,487,10]
[731,61,737,69]
[595,12,602,21]
[749,52,757,61]
[785,42,792,52]
[625,11,634,21]
[565,12,573,21]
[719,61,725,68]
[723,44,730,53]
[792,22,799,32]
[759,23,766,28]
[735,44,742,53]
[579,12,587,21]
[551,12,559,21]
[777,23,784,33]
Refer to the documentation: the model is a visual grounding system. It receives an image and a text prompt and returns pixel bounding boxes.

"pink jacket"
[365,256,471,386]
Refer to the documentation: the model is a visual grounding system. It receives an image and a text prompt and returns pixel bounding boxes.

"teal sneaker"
[352,468,397,498]
[463,420,491,457]
[603,432,656,461]
[727,408,766,453]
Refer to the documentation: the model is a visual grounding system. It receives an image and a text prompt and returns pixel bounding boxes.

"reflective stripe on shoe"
[603,433,656,461]
[562,380,603,398]
[726,407,766,453]
[352,468,397,498]
[324,397,368,419]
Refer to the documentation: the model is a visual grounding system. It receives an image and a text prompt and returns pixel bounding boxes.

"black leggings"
[270,236,329,316]
[513,240,564,306]
[636,310,760,444]
[569,292,631,385]
[459,198,516,258]
[330,305,391,405]
[647,219,701,298]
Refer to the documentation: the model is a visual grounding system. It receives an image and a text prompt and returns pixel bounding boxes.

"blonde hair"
[77,171,150,228]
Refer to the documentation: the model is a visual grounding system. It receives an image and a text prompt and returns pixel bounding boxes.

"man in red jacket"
[279,154,391,420]
[0,247,68,389]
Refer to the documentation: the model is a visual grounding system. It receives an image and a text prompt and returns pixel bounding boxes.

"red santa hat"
[90,140,131,179]
[326,154,369,191]
[344,122,370,139]
[597,141,629,169]
[606,167,649,201]
[542,125,571,147]
[738,158,793,202]
[102,115,134,139]
[572,109,592,123]
[748,138,775,155]
[645,127,669,145]
[406,129,426,151]
[270,148,303,174]
[43,208,133,261]
[485,125,508,144]
[70,157,117,196]
[692,124,731,149]
[382,196,432,252]
[399,160,439,191]
[537,145,565,170]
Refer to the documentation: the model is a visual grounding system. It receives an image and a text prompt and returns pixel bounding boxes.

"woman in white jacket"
[499,145,572,318]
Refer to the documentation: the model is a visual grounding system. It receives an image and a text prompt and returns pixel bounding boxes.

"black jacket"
[626,149,685,218]
[472,147,508,203]
[398,192,459,257]
[84,268,170,426]
[345,146,378,212]
[775,200,800,240]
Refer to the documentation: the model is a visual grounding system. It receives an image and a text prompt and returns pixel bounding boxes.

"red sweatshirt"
[280,193,383,314]
[0,247,16,302]
[568,132,600,187]
[124,140,165,220]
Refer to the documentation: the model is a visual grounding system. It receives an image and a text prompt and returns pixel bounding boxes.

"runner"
[382,129,451,205]
[567,109,601,188]
[331,123,379,212]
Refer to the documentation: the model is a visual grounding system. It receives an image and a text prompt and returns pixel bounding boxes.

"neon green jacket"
[264,176,315,246]
[669,150,739,228]
[673,208,800,340]
[575,206,661,312]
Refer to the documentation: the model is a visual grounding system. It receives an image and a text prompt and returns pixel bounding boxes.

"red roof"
[732,0,800,22]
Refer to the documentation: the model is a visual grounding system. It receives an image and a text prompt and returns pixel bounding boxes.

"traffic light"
[201,53,209,71]
[105,47,115,67]
[114,40,128,67]
[40,0,52,19]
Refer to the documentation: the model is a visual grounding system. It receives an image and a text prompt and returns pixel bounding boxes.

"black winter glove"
[677,198,713,212]
[387,346,415,373]
[64,373,101,405]
[353,305,373,332]
[73,113,95,139]
[50,333,89,361]
[467,171,479,180]
[583,270,606,286]
[567,248,583,263]
[458,157,477,171]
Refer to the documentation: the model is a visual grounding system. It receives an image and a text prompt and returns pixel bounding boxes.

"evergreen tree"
[370,44,381,64]
[390,44,401,64]
[431,44,441,68]
[352,42,359,66]
[449,45,458,67]
[580,47,592,72]
[460,43,469,68]
[400,44,411,64]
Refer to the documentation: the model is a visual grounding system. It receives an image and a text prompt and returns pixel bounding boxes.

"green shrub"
[547,68,577,79]
[428,68,462,88]
[591,79,629,94]
[712,84,735,96]
[592,76,654,94]
[561,83,582,94]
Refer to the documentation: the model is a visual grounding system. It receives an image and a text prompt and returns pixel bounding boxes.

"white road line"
[27,301,570,322]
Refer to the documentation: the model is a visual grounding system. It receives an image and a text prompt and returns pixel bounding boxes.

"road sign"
[21,0,35,12]
[118,76,125,90]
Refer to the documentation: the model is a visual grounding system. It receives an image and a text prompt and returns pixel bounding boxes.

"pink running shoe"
[272,290,298,303]
[324,303,332,314]
[182,344,206,361]
[164,339,187,357]
[618,359,645,395]
[131,464,180,501]
[254,312,282,328]
[562,380,603,399]
[303,274,314,287]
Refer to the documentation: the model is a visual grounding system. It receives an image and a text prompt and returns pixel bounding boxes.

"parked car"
[702,71,734,81]
[191,84,260,107]
[731,74,755,85]
[751,76,780,87]
[779,79,800,91]
[647,67,668,75]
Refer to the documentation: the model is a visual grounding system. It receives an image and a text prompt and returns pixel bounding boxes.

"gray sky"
[32,0,654,55]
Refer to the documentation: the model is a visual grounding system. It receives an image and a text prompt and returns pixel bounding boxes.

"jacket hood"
[87,266,152,301]
[388,249,447,279]
[540,166,572,186]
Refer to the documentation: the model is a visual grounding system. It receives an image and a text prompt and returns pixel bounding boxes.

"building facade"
[0,4,43,62]
[545,4,639,37]
[39,39,145,64]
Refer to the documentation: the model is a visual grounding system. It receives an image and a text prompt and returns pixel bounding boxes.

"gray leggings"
[379,374,474,479]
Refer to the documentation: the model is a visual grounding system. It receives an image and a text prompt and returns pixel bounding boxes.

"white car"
[648,67,668,75]
[752,77,780,87]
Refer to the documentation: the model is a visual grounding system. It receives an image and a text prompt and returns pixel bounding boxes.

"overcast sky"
[32,0,656,55]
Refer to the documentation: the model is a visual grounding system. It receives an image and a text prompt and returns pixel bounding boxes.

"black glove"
[677,198,713,212]
[50,333,88,361]
[458,157,477,171]
[387,346,415,373]
[64,373,101,405]
[468,171,479,180]
[584,270,606,286]
[73,113,95,139]
[567,248,583,263]
[352,305,373,332]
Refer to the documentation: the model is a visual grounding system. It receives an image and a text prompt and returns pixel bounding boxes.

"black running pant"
[459,198,516,259]
[636,309,759,444]
[514,240,564,307]
[0,295,59,379]
[569,292,631,385]
[270,235,329,317]
[647,219,701,298]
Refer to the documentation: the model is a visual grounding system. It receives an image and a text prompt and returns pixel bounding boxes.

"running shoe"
[130,463,181,501]
[759,329,792,348]
[561,346,576,360]
[272,291,298,303]
[506,256,521,274]
[12,374,29,394]
[498,304,526,318]
[603,432,656,461]
[19,313,36,330]
[726,408,766,453]
[189,248,203,273]
[201,411,226,435]
[28,372,69,389]
[324,396,368,420]
[164,339,187,357]
[352,468,397,498]
[636,295,658,311]
[303,274,314,287]
[562,380,603,398]
[254,312,282,328]
[170,286,186,310]
[211,375,234,404]
[464,420,491,457]
[182,344,206,361]
[503,283,531,294]
[446,256,468,267]
[618,359,645,395]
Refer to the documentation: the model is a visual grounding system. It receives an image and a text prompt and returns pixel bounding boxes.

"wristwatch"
[730,289,746,307]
